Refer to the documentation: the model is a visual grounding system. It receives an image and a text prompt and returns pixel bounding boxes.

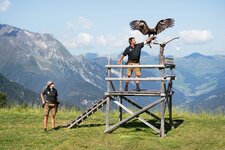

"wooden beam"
[119,96,123,121]
[104,97,165,134]
[106,77,174,81]
[106,77,163,81]
[122,96,161,121]
[112,99,160,133]
[105,58,111,130]
[110,80,116,91]
[105,64,165,69]
[105,91,165,97]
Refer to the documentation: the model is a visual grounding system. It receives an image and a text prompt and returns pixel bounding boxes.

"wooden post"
[158,44,165,65]
[106,57,111,130]
[168,67,174,128]
[119,61,123,121]
[160,99,166,137]
[160,65,166,137]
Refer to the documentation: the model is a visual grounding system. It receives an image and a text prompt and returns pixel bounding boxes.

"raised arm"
[117,55,125,64]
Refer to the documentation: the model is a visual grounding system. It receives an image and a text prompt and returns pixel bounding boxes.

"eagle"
[130,18,175,46]
[130,18,174,36]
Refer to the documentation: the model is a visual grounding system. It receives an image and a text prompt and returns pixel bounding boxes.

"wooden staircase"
[62,97,108,128]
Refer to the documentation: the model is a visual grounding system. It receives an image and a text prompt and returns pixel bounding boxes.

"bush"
[0,92,7,108]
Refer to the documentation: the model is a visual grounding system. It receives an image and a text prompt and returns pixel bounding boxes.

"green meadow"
[0,107,225,150]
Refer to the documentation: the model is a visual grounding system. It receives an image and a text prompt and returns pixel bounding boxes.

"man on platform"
[117,36,156,91]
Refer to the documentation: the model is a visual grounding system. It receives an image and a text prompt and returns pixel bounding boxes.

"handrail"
[105,77,175,81]
[105,64,165,69]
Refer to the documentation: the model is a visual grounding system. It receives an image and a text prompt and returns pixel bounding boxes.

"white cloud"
[180,29,213,44]
[63,32,93,49]
[66,16,92,30]
[0,0,10,12]
[95,30,146,48]
[96,34,126,48]
[62,27,151,54]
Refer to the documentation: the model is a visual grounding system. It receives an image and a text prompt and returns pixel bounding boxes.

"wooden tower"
[62,37,178,137]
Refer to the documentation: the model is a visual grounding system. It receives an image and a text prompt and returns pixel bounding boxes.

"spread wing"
[155,18,174,35]
[129,20,150,35]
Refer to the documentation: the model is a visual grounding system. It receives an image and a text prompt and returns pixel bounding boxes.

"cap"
[47,80,54,87]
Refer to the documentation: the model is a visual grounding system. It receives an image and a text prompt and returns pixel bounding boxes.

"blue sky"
[0,0,225,57]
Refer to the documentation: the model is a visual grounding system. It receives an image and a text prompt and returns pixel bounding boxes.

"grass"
[0,106,225,150]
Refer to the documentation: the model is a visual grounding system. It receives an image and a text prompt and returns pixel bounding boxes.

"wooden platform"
[105,90,165,97]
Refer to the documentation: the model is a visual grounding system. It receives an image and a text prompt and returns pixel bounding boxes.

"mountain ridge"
[0,23,105,108]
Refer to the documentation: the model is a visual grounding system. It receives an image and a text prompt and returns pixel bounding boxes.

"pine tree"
[0,92,7,108]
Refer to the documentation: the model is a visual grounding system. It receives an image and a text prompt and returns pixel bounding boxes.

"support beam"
[119,96,123,121]
[106,58,111,130]
[119,65,123,121]
[105,96,110,130]
[112,99,160,133]
[110,80,116,91]
[160,100,166,137]
[121,96,161,121]
[104,97,165,134]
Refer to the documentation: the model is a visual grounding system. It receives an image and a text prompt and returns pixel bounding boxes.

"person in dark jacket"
[117,36,156,91]
[40,81,59,131]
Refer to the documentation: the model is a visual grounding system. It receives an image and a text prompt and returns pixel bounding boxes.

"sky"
[0,0,225,57]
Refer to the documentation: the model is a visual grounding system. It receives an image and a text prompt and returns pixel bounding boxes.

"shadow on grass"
[119,118,184,134]
[56,119,184,134]
[76,123,105,128]
[55,123,106,130]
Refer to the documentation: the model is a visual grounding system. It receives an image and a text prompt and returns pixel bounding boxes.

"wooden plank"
[106,77,174,81]
[105,64,165,68]
[112,100,160,133]
[104,97,165,134]
[106,77,164,81]
[105,90,165,97]
[105,93,164,97]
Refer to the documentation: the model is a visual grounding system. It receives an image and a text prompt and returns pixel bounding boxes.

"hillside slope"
[0,73,38,104]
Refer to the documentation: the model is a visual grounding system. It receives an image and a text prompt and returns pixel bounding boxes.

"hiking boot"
[124,84,128,91]
[43,128,47,132]
[136,84,141,91]
[51,127,57,131]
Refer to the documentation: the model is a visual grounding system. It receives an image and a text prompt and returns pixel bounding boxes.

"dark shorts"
[44,103,58,116]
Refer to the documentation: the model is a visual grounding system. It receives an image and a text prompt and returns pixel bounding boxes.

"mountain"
[0,24,105,108]
[84,51,225,111]
[187,87,225,113]
[184,52,213,59]
[1,23,224,111]
[186,69,225,112]
[0,73,38,105]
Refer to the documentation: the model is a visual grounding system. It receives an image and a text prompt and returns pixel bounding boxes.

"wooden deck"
[105,90,165,96]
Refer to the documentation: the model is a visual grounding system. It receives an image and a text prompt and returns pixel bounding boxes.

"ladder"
[63,97,108,128]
